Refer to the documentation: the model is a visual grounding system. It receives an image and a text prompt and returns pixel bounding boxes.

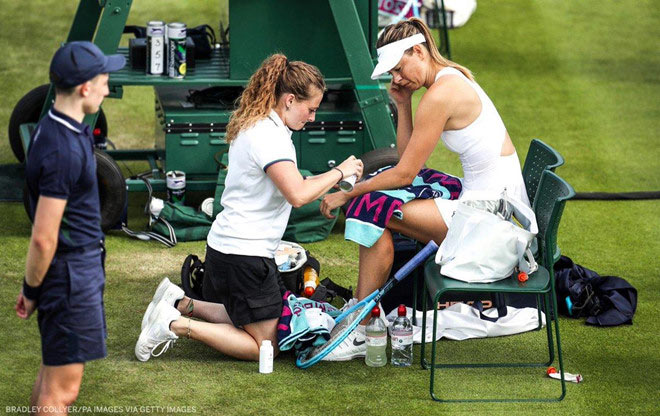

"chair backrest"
[533,170,575,273]
[522,139,565,205]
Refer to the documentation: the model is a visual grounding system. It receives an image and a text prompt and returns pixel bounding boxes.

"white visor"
[371,33,426,80]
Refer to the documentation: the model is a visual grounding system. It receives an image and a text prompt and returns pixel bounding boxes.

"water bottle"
[303,266,319,297]
[391,304,413,367]
[365,306,387,367]
[259,340,273,374]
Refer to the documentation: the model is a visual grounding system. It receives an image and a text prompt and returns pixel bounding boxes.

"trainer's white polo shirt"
[207,110,296,258]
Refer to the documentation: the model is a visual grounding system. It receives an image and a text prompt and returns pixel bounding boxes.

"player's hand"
[321,192,351,219]
[15,291,36,320]
[389,82,414,106]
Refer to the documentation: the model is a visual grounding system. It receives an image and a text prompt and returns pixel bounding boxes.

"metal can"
[167,22,187,78]
[339,174,357,192]
[146,20,166,75]
[166,170,186,204]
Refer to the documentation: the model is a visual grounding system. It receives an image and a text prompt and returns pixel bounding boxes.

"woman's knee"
[371,229,395,257]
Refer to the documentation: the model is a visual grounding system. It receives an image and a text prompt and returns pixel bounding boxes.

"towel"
[344,167,462,247]
[277,291,341,353]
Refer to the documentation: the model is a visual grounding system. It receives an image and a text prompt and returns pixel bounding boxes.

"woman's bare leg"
[355,199,448,321]
[175,297,232,325]
[169,317,278,361]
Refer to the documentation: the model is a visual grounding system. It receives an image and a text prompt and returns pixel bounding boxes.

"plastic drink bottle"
[303,266,319,297]
[259,340,273,373]
[365,306,387,367]
[390,304,413,367]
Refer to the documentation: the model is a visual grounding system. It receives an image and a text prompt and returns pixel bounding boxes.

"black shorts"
[202,246,283,327]
[37,245,107,366]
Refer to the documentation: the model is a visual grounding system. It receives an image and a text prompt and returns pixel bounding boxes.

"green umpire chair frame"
[419,170,575,402]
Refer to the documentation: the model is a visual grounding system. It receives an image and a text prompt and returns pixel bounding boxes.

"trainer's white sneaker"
[322,325,367,361]
[141,277,184,330]
[135,300,181,362]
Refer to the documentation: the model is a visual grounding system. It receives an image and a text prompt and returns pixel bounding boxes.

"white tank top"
[436,67,529,205]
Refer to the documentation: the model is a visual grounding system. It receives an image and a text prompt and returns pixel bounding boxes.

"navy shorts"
[37,245,107,366]
[202,246,283,327]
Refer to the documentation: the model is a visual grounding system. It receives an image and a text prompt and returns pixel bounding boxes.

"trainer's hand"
[15,291,36,320]
[321,191,351,219]
[336,156,363,182]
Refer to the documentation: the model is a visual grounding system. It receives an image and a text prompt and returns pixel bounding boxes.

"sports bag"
[121,177,212,247]
[435,190,538,283]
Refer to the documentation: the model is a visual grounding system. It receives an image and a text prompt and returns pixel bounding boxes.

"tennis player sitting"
[135,54,363,362]
[320,18,531,360]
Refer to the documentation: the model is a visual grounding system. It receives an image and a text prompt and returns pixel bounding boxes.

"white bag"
[435,191,538,283]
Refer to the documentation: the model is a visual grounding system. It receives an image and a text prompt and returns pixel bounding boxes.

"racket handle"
[393,240,438,281]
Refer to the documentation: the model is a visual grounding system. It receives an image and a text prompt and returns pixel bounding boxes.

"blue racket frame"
[296,240,438,368]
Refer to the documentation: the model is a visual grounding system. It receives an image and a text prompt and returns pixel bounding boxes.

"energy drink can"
[166,170,186,204]
[146,21,166,75]
[167,22,187,78]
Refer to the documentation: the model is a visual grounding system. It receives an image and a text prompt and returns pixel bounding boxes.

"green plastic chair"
[523,138,565,206]
[419,170,575,402]
[411,139,564,327]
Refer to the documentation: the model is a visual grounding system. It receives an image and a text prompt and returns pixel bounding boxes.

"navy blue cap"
[49,41,126,88]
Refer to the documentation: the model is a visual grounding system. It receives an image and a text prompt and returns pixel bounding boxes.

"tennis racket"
[296,240,438,368]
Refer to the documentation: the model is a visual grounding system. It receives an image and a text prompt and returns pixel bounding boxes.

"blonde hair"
[226,54,325,144]
[377,18,474,81]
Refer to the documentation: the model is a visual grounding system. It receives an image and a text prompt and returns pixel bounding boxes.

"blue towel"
[345,167,462,247]
[277,291,341,353]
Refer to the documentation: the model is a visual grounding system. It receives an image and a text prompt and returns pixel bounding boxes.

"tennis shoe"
[141,277,184,330]
[339,297,357,313]
[135,300,181,362]
[322,325,366,361]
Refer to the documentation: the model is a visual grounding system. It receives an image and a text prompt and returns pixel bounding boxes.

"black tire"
[95,149,126,232]
[22,150,126,234]
[361,147,400,177]
[8,84,108,162]
[388,94,398,129]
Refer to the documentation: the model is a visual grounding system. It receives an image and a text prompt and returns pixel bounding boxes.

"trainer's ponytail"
[226,54,325,144]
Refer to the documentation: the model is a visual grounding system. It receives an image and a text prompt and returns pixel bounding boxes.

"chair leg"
[535,294,544,331]
[549,287,567,401]
[544,293,555,366]
[412,268,419,326]
[429,293,442,400]
[420,281,430,369]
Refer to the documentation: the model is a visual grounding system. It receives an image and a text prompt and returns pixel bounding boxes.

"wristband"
[22,277,41,301]
[332,167,344,181]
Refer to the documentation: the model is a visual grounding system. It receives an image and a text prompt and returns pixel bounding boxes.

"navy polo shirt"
[25,108,103,251]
